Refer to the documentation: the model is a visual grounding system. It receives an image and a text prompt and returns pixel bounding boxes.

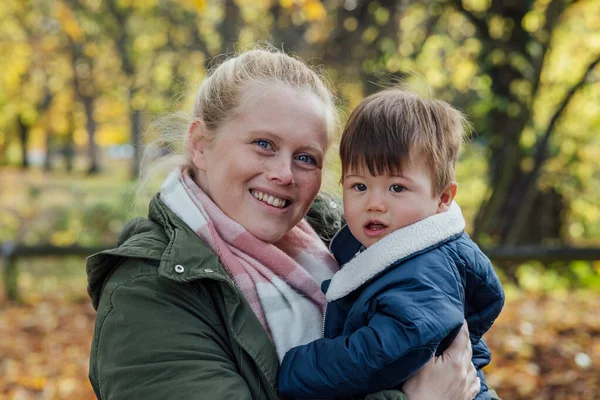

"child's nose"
[366,194,387,212]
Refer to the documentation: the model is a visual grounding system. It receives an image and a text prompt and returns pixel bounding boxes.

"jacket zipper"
[322,302,328,338]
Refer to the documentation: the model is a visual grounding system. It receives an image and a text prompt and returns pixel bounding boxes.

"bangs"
[340,126,411,177]
[339,96,415,178]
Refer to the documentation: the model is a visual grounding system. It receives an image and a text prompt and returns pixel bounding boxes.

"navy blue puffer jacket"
[279,203,505,399]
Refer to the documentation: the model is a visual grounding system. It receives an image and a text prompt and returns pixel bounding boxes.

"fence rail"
[2,243,600,302]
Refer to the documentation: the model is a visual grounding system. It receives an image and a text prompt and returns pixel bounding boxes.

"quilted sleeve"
[464,246,505,338]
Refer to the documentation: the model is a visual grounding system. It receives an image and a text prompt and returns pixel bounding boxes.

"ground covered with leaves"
[0,266,598,399]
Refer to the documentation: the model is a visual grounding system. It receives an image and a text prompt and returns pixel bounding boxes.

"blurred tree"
[446,0,600,245]
[319,0,405,95]
[57,1,101,174]
[64,0,221,178]
[0,0,57,169]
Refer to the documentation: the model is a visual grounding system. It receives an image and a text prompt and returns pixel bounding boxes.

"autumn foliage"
[1,279,598,399]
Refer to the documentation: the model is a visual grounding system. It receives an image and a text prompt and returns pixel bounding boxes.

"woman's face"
[192,84,329,243]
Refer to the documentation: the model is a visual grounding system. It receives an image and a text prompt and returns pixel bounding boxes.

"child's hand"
[402,321,480,400]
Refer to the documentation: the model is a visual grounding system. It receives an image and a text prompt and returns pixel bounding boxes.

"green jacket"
[87,195,500,400]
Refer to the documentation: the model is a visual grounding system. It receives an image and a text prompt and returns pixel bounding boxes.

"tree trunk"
[17,118,29,169]
[454,0,562,246]
[64,113,75,172]
[44,130,53,171]
[130,88,143,178]
[82,95,100,174]
[219,0,241,53]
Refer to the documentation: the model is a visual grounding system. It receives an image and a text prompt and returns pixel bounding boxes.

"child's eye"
[352,183,367,192]
[390,184,405,193]
[253,139,273,150]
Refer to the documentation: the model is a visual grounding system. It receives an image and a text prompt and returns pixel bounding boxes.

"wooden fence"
[2,243,600,302]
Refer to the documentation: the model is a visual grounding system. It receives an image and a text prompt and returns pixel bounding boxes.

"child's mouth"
[364,221,388,236]
[366,222,387,230]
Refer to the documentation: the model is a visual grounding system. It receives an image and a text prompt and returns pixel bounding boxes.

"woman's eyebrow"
[248,130,281,140]
[302,143,325,155]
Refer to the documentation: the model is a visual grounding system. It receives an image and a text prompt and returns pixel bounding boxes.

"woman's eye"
[296,154,316,165]
[352,183,367,192]
[390,184,405,193]
[254,139,272,150]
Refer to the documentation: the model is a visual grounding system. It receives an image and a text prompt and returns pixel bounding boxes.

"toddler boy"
[278,89,505,399]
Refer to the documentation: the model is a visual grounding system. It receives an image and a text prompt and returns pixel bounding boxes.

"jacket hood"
[86,194,223,309]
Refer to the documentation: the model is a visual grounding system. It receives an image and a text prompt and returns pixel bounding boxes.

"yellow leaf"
[55,3,84,43]
[194,0,206,11]
[280,0,295,9]
[304,0,325,21]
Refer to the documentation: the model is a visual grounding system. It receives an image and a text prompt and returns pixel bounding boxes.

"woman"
[86,47,492,400]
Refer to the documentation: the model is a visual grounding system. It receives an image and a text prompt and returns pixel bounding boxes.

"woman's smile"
[250,189,292,209]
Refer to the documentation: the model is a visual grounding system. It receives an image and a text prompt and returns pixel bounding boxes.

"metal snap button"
[174,265,185,273]
[333,221,341,228]
[204,268,214,273]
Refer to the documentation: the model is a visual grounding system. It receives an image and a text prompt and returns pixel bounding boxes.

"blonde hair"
[138,46,338,200]
[339,88,469,195]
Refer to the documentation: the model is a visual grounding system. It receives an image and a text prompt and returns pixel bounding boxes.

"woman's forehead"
[224,84,329,148]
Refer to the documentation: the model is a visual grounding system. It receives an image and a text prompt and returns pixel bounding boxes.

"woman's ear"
[188,120,209,171]
[436,182,457,214]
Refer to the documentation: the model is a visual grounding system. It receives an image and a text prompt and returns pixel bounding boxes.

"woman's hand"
[402,321,480,400]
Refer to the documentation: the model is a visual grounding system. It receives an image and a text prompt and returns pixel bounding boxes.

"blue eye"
[296,154,316,165]
[353,183,367,192]
[390,184,405,193]
[254,139,272,150]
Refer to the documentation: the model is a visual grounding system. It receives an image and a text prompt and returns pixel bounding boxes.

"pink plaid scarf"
[160,167,338,359]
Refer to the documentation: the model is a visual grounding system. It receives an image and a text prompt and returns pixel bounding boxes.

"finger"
[469,363,477,378]
[471,377,481,399]
[444,321,470,362]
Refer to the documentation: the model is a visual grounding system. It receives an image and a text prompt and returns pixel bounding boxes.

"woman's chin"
[250,225,287,243]
[246,212,295,243]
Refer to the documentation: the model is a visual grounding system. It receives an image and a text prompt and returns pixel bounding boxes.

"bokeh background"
[1,0,599,399]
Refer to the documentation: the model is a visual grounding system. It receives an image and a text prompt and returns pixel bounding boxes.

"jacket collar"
[146,194,232,283]
[87,195,230,297]
[326,202,465,302]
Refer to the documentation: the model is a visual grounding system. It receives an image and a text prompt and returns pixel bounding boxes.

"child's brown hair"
[339,88,468,195]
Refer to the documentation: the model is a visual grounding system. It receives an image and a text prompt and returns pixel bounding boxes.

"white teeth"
[252,190,287,208]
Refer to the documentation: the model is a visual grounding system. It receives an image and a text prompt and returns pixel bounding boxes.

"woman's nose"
[266,156,294,185]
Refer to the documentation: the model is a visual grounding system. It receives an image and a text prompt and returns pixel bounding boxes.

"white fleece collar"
[326,202,465,302]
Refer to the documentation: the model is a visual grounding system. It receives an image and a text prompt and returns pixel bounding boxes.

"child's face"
[342,159,443,248]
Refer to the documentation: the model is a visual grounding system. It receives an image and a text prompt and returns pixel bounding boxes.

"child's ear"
[436,182,457,214]
[188,120,209,171]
